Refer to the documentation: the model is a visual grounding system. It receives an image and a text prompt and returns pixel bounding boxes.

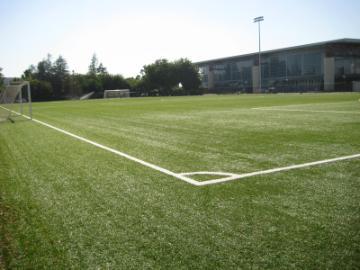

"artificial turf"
[0,93,359,269]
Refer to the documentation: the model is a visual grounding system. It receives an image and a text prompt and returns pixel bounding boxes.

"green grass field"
[1,93,360,269]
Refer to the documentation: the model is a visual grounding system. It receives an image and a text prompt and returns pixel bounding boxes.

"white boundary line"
[194,153,360,186]
[1,105,360,187]
[252,108,360,114]
[179,171,241,183]
[29,117,201,186]
[0,106,199,186]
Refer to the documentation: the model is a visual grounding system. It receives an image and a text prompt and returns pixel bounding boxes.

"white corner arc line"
[179,171,241,183]
[196,153,360,186]
[179,171,239,176]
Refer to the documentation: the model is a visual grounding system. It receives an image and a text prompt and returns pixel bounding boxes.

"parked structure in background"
[80,91,95,100]
[196,39,360,93]
[103,89,130,98]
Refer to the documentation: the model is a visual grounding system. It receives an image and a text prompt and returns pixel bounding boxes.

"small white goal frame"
[0,80,32,122]
[103,89,130,99]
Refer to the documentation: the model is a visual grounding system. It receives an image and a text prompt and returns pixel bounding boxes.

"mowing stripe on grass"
[29,117,200,186]
[0,105,199,186]
[1,105,359,187]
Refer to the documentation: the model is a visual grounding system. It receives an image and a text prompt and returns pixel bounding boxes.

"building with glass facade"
[196,39,360,93]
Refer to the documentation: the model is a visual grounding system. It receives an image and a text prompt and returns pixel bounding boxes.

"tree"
[67,74,84,98]
[88,54,108,76]
[126,76,145,96]
[21,54,202,100]
[30,79,53,101]
[83,76,102,94]
[23,65,36,80]
[100,74,129,91]
[22,55,71,100]
[141,59,177,95]
[97,63,108,75]
[174,58,201,94]
[126,76,141,89]
[88,54,99,76]
[37,54,53,81]
[141,58,202,96]
[0,67,4,91]
[53,56,68,77]
[52,55,69,98]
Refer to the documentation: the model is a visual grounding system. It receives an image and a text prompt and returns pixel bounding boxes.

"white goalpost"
[0,80,32,122]
[103,89,130,99]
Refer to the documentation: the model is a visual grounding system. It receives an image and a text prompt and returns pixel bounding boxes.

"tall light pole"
[253,16,264,92]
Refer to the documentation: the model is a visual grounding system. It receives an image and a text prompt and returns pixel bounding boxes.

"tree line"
[4,54,202,101]
[0,67,3,91]
[21,54,130,101]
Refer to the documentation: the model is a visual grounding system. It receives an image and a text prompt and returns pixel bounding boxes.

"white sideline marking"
[252,101,360,114]
[0,105,199,186]
[194,153,360,186]
[1,105,360,187]
[29,118,200,186]
[252,107,360,114]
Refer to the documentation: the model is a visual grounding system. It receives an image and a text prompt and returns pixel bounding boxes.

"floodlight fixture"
[253,16,264,23]
[253,16,264,92]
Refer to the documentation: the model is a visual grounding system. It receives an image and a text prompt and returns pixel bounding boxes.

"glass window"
[213,64,225,81]
[242,67,252,84]
[335,57,352,76]
[231,62,241,80]
[336,56,360,75]
[224,63,231,81]
[261,57,270,79]
[198,65,209,88]
[287,54,302,76]
[229,60,252,85]
[355,58,360,74]
[199,66,209,83]
[303,52,322,75]
[269,54,286,78]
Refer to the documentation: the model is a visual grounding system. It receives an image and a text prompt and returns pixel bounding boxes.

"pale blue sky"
[1,0,359,77]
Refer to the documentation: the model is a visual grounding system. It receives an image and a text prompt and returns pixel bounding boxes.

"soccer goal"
[103,89,130,99]
[0,80,32,122]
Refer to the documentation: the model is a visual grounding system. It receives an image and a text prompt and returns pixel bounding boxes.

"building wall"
[199,49,324,93]
[324,57,335,91]
[353,81,360,91]
[197,40,360,93]
[252,66,260,93]
[325,43,360,91]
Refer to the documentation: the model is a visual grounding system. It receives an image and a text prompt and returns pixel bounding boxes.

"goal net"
[0,80,32,122]
[103,89,130,99]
